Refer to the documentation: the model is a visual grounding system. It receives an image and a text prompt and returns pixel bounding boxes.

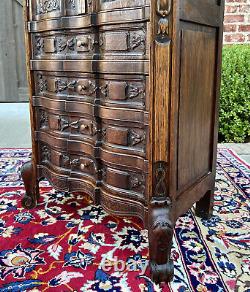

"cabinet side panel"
[177,24,217,191]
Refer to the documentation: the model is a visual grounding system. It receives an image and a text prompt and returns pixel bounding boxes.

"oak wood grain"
[21,0,225,283]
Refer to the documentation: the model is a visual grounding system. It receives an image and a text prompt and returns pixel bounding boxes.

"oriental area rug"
[0,148,249,292]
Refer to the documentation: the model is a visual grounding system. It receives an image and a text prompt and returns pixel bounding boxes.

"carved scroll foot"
[195,189,214,219]
[149,199,174,283]
[21,161,39,209]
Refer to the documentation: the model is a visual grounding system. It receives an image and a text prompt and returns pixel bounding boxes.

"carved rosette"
[129,174,145,191]
[36,0,60,15]
[37,75,47,93]
[129,29,146,51]
[41,145,51,163]
[40,110,49,129]
[128,130,146,147]
[68,0,76,10]
[35,37,44,54]
[127,84,145,100]
[55,79,77,93]
[58,117,70,132]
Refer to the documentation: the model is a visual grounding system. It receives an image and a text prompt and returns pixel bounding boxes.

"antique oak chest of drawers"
[22,0,225,283]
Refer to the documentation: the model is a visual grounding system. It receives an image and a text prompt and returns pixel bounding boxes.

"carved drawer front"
[102,123,147,156]
[36,109,98,143]
[99,76,148,110]
[34,72,147,110]
[33,95,95,117]
[31,0,91,21]
[32,24,148,60]
[32,30,97,59]
[34,72,97,103]
[101,166,147,200]
[98,23,149,59]
[38,143,98,179]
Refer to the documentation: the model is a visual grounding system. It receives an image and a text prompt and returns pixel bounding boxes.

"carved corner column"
[148,0,174,283]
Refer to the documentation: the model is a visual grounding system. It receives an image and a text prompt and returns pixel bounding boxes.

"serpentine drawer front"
[22,0,225,283]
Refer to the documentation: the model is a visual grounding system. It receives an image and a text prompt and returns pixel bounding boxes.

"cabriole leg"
[21,161,39,209]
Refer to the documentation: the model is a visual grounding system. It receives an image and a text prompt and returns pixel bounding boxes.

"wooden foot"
[195,189,214,219]
[21,161,39,209]
[149,199,174,283]
[150,259,174,283]
[148,161,174,283]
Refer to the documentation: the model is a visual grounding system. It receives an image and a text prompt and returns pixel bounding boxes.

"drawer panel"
[34,72,97,103]
[36,109,148,164]
[33,96,95,116]
[101,165,147,201]
[30,0,150,22]
[33,96,148,124]
[99,106,148,125]
[36,131,96,157]
[31,23,148,60]
[28,6,149,32]
[34,72,148,110]
[35,108,98,144]
[98,23,148,60]
[32,29,96,60]
[38,142,98,180]
[37,165,97,200]
[99,147,148,172]
[99,76,148,110]
[36,129,148,172]
[37,142,147,199]
[101,122,148,157]
[30,59,149,74]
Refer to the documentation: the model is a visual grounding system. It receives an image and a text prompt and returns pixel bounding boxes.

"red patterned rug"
[0,148,249,291]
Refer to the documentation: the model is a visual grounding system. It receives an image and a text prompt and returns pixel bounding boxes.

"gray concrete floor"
[219,143,250,164]
[0,103,31,148]
[0,103,249,164]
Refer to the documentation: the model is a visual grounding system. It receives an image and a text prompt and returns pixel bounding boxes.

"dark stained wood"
[180,0,223,27]
[21,161,39,209]
[177,24,217,192]
[22,0,225,284]
[195,189,214,219]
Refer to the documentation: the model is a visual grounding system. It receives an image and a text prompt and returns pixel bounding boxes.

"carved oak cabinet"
[22,0,225,283]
